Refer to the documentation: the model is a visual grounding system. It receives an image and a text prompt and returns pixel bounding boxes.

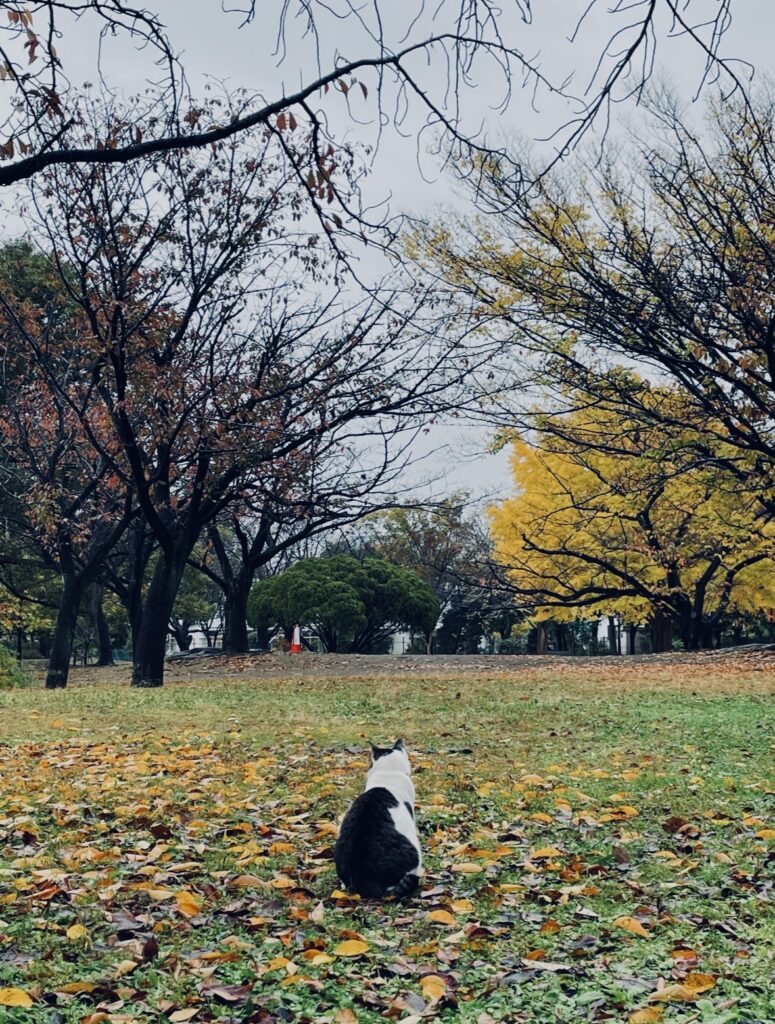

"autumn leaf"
[419,974,447,1004]
[334,1010,358,1024]
[531,846,563,859]
[176,890,203,917]
[333,940,369,957]
[170,1010,200,1023]
[451,861,482,874]
[426,909,457,926]
[629,1009,664,1023]
[539,919,562,934]
[66,922,88,941]
[0,987,34,1007]
[613,916,650,938]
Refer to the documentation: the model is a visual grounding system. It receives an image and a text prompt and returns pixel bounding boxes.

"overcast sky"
[7,1,773,504]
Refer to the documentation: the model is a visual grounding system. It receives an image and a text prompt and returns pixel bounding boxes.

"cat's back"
[334,786,418,897]
[336,785,400,845]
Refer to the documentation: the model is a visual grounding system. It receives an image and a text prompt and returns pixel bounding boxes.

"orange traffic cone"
[290,624,302,654]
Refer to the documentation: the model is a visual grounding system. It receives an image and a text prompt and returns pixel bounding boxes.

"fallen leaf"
[333,940,369,957]
[66,922,88,941]
[420,974,447,1004]
[613,916,650,938]
[176,890,203,917]
[426,909,457,926]
[0,987,33,1007]
[629,1009,663,1023]
[334,1011,358,1024]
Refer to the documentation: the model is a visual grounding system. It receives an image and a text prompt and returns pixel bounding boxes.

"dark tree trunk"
[222,578,251,653]
[88,583,114,666]
[627,623,637,655]
[132,555,187,687]
[555,621,568,652]
[607,616,619,655]
[535,622,547,654]
[650,607,673,653]
[46,574,83,689]
[169,618,193,651]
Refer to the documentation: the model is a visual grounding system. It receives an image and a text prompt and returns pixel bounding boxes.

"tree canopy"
[247,556,439,653]
[489,390,775,649]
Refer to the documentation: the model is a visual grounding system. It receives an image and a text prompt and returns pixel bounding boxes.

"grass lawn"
[0,659,773,1023]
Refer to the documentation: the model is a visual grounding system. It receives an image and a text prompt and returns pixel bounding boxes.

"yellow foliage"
[489,392,775,634]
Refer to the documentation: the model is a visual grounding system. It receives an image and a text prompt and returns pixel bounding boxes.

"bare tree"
[0,1,746,198]
[8,99,506,686]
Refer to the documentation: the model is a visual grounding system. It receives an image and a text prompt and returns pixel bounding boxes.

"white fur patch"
[366,747,422,869]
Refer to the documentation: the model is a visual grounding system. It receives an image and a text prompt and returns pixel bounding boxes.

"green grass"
[0,664,773,1023]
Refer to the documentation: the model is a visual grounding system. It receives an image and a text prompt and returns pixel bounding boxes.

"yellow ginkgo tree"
[489,392,775,650]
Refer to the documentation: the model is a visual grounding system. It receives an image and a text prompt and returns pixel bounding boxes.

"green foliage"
[0,644,29,689]
[248,556,439,653]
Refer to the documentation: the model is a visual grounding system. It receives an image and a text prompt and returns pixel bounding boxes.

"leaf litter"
[0,660,773,1022]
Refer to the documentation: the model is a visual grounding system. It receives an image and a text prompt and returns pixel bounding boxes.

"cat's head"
[368,738,410,774]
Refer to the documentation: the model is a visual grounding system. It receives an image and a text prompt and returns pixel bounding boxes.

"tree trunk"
[627,623,637,655]
[88,583,114,666]
[607,616,619,655]
[132,556,187,687]
[169,618,193,651]
[222,579,251,653]
[555,621,566,652]
[535,622,547,654]
[650,606,673,653]
[46,574,83,689]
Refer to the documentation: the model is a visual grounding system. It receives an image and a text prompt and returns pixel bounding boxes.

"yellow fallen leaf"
[176,890,203,917]
[539,919,562,935]
[0,987,33,1008]
[529,812,553,823]
[57,982,97,995]
[333,940,369,957]
[66,923,88,941]
[629,1009,663,1023]
[420,974,447,1003]
[450,898,474,913]
[303,951,333,966]
[269,842,297,855]
[531,846,563,860]
[683,973,716,994]
[113,959,138,977]
[170,1010,200,1023]
[755,828,775,840]
[270,875,295,889]
[451,861,482,874]
[613,916,650,938]
[648,985,701,1003]
[426,909,457,926]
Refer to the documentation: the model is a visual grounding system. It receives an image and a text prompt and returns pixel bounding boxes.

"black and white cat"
[334,738,422,899]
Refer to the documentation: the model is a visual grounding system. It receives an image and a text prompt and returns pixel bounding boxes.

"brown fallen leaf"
[200,981,254,1004]
[334,1010,358,1024]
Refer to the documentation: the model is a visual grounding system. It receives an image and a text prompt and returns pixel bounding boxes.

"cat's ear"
[393,738,406,752]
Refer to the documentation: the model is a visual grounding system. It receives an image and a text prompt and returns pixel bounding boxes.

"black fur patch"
[404,801,414,818]
[334,787,419,899]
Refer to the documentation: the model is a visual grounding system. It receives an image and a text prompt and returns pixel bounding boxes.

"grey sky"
[7,1,773,503]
